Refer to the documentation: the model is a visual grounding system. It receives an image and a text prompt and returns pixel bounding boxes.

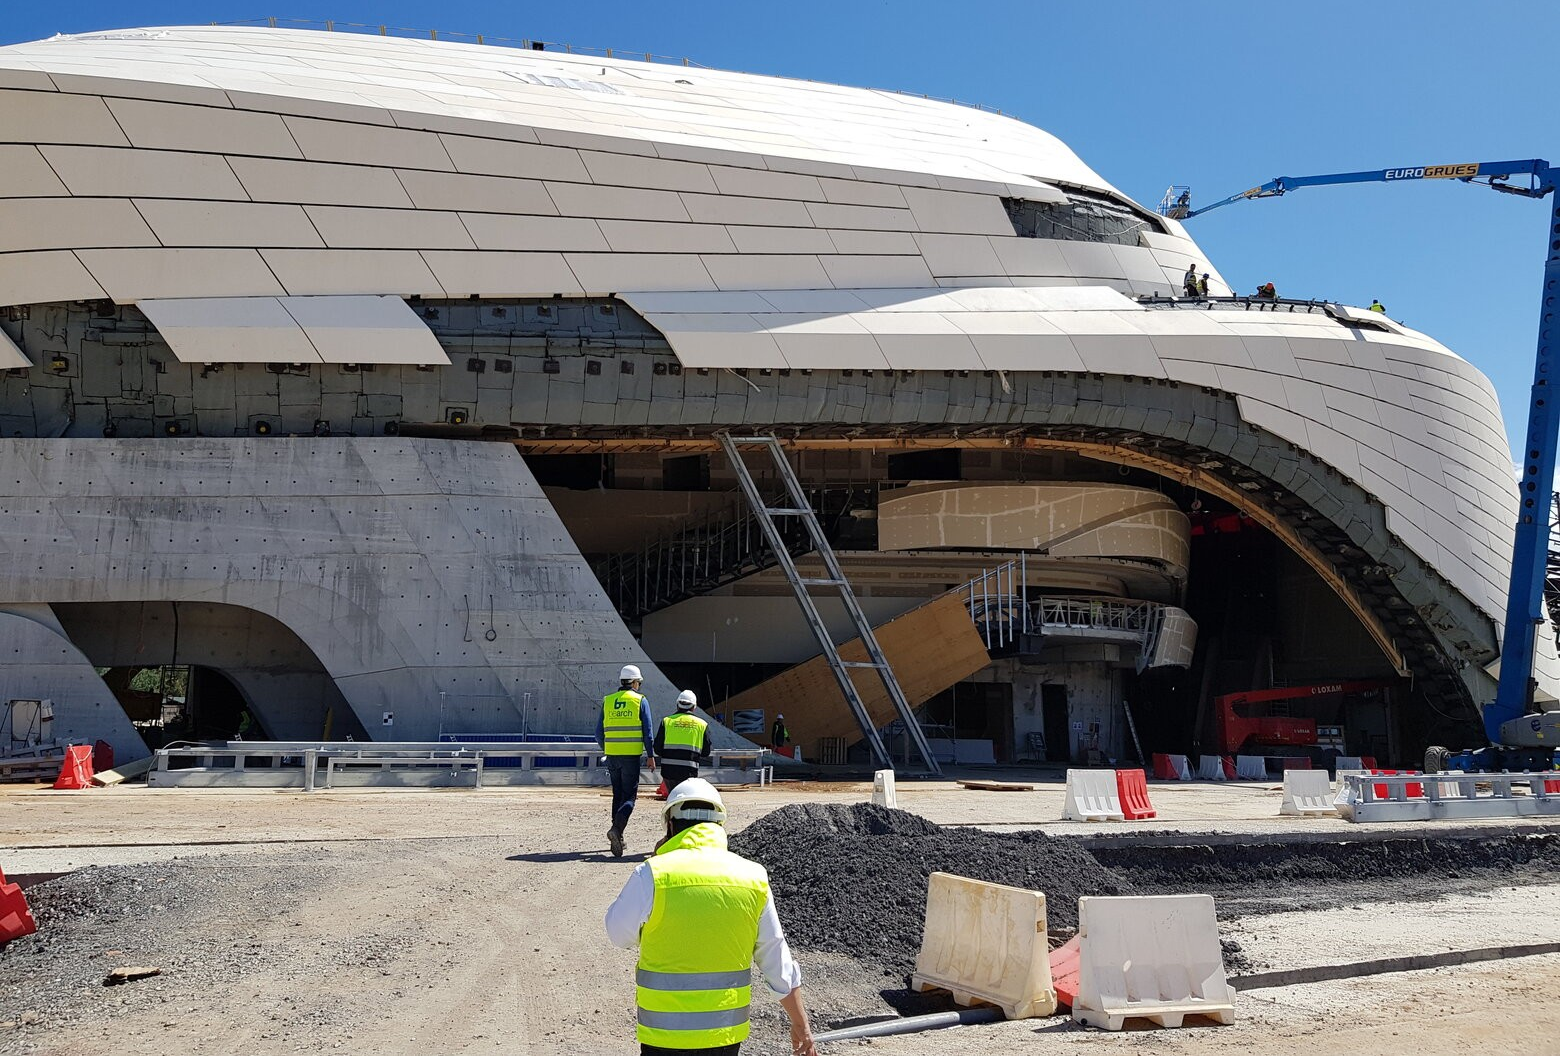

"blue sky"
[6,1,1559,462]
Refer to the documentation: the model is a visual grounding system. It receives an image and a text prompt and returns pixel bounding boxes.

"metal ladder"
[716,433,941,775]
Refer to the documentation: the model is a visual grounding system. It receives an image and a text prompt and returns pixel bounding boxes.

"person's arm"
[780,987,817,1056]
[640,704,655,768]
[698,727,712,765]
[604,863,654,948]
[652,721,666,761]
[595,704,605,750]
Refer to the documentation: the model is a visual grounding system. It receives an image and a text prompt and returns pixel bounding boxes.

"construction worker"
[1183,264,1199,298]
[655,690,711,794]
[600,663,656,858]
[771,713,789,752]
[1198,272,1211,297]
[605,778,818,1056]
[1369,299,1387,313]
[1256,281,1277,302]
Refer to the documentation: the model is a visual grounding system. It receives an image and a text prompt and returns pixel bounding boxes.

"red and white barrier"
[1062,769,1126,821]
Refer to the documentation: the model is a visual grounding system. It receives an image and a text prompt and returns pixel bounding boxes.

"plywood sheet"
[717,591,988,750]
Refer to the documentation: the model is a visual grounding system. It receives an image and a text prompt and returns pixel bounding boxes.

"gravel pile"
[729,803,1130,975]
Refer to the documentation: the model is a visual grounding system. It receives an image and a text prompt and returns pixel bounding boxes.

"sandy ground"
[3,779,1559,1056]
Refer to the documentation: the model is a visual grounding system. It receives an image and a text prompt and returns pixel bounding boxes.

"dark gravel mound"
[730,803,1128,975]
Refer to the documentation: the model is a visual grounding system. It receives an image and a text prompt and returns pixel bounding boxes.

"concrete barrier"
[910,872,1057,1019]
[1072,893,1235,1031]
[1279,770,1338,816]
[1234,755,1267,780]
[872,768,898,809]
[1195,755,1226,781]
[1062,769,1126,821]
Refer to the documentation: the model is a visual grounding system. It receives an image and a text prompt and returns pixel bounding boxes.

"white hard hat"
[676,690,697,711]
[663,777,726,825]
[619,664,642,682]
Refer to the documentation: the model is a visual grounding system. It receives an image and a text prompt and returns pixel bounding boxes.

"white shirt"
[604,859,803,997]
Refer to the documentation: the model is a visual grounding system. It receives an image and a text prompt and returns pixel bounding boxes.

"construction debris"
[956,780,1035,791]
[103,966,161,986]
[728,803,1128,974]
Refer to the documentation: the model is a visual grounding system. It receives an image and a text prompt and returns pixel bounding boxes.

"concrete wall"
[0,437,751,748]
[1006,659,1126,764]
[0,604,147,762]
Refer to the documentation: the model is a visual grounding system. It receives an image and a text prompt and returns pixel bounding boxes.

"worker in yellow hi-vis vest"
[600,664,655,858]
[605,779,817,1056]
[654,690,712,795]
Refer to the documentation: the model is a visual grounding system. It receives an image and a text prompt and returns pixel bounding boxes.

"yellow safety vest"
[602,690,645,756]
[636,823,770,1049]
[659,714,708,768]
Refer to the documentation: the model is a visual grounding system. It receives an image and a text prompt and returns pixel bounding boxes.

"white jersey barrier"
[1279,769,1338,816]
[1152,753,1192,780]
[1196,755,1227,781]
[1072,893,1236,1031]
[910,872,1058,1019]
[872,768,898,809]
[1333,769,1367,816]
[1335,755,1365,772]
[1062,768,1126,821]
[1234,755,1267,780]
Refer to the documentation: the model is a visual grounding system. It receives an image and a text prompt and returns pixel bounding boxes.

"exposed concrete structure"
[0,24,1546,766]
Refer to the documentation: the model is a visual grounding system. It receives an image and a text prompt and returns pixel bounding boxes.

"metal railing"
[1344,770,1560,823]
[1136,293,1334,314]
[149,740,772,789]
[962,555,1176,670]
[595,485,869,620]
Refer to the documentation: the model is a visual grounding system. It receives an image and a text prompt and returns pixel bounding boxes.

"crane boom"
[1159,158,1560,764]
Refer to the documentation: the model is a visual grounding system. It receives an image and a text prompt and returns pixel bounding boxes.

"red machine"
[1213,680,1395,755]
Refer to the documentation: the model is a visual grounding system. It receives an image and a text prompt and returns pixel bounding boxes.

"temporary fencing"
[1345,770,1560,822]
[1114,769,1156,819]
[910,872,1057,1019]
[1062,769,1126,821]
[0,867,36,944]
[1071,893,1235,1030]
[1278,770,1338,816]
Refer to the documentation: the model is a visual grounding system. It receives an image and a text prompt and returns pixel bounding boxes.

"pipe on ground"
[812,1006,1005,1044]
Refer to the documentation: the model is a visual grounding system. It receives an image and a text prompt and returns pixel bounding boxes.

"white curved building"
[0,25,1539,766]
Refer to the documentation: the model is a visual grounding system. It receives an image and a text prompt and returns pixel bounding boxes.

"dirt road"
[3,782,1559,1056]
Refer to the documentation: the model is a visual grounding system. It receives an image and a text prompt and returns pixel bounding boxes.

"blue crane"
[1159,160,1560,772]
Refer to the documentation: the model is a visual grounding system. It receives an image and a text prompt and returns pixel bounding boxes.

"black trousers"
[606,755,641,834]
[661,764,698,794]
[641,1044,739,1056]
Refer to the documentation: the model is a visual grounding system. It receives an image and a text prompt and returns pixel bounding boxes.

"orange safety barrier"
[0,867,37,944]
[52,745,95,790]
[1048,934,1081,1010]
[654,780,668,801]
[93,739,114,774]
[1114,769,1157,820]
[1369,769,1423,799]
[1150,753,1177,780]
[1545,778,1560,794]
[1360,756,1378,769]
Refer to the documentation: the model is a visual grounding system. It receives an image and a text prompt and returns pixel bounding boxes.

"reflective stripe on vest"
[659,714,707,766]
[636,824,769,1049]
[602,690,645,756]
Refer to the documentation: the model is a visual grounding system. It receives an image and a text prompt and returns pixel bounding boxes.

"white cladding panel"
[139,295,450,365]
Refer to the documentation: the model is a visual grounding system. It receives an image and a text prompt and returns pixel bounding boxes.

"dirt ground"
[3,780,1560,1056]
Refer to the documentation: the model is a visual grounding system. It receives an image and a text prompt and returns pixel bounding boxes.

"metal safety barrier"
[1344,771,1560,823]
[149,741,771,790]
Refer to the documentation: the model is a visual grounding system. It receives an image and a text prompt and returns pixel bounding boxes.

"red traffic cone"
[654,780,668,800]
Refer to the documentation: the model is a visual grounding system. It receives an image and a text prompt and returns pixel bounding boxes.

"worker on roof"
[1198,272,1211,297]
[1184,264,1199,298]
[655,690,712,794]
[1369,299,1387,313]
[601,663,656,858]
[1256,282,1277,301]
[606,778,818,1056]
